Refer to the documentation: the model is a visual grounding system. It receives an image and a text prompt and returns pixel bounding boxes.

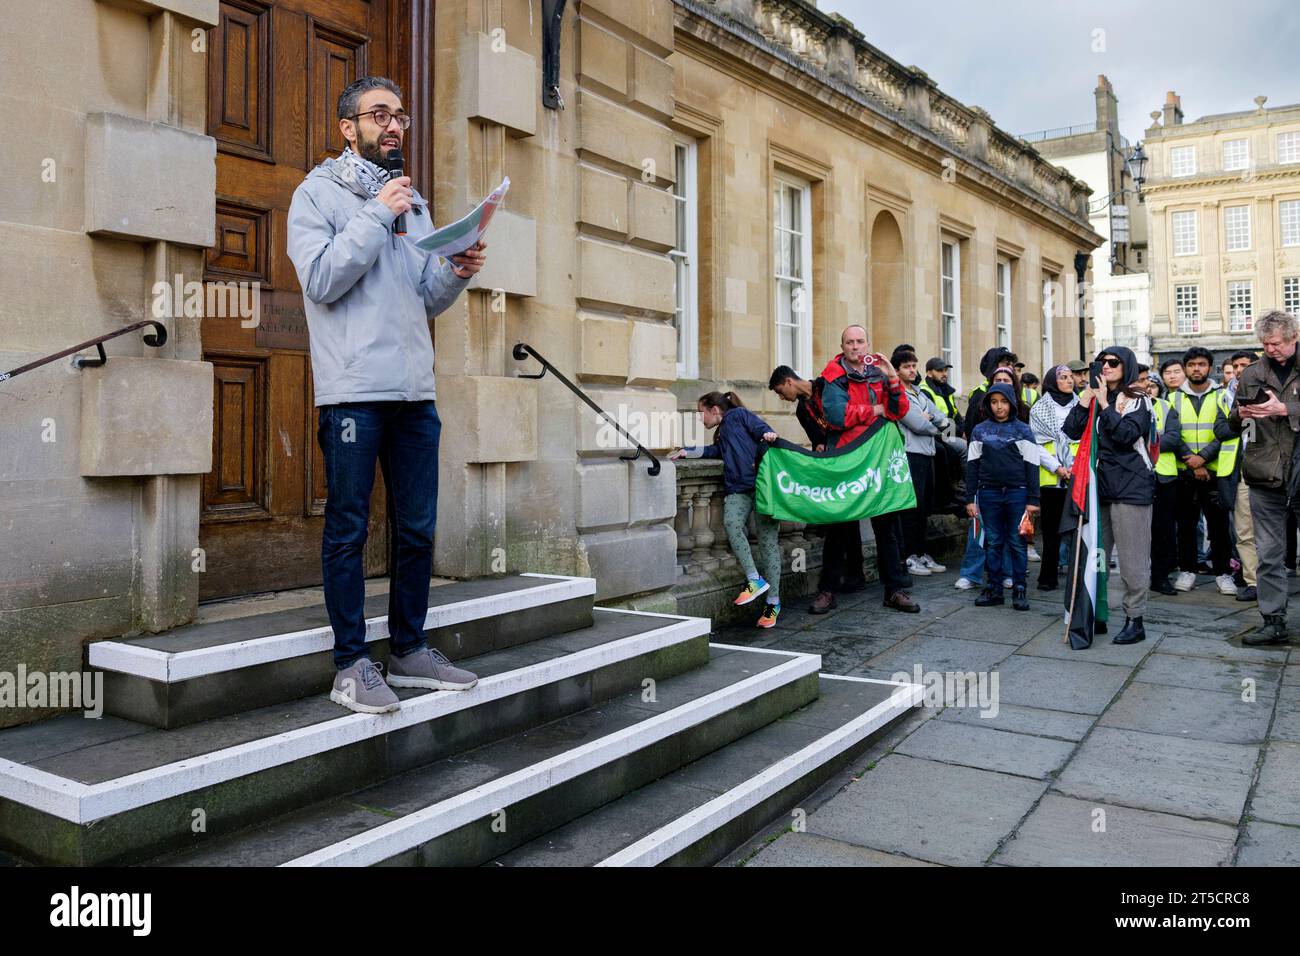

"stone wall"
[430,0,681,607]
[0,0,217,727]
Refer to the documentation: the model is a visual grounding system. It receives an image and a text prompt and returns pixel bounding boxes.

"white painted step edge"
[88,574,597,683]
[0,609,706,825]
[281,651,824,867]
[595,674,925,867]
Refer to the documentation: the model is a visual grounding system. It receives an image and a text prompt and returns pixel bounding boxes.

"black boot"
[1112,616,1146,645]
[1012,585,1030,611]
[1243,614,1288,646]
[974,585,1003,607]
[1150,577,1177,596]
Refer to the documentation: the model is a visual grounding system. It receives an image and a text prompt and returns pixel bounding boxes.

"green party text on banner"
[755,421,916,524]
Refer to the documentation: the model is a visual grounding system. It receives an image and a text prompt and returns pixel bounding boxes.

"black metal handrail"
[513,342,661,476]
[0,320,168,383]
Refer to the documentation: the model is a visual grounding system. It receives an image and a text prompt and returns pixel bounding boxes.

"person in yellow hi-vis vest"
[1027,364,1079,591]
[1019,371,1041,409]
[1171,347,1240,595]
[1147,381,1183,595]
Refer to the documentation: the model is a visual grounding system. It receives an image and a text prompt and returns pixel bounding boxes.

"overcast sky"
[819,0,1299,147]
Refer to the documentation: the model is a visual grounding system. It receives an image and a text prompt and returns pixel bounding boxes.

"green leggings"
[723,493,781,604]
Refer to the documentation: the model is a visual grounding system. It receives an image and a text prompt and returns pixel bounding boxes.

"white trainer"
[1002,577,1013,589]
[906,556,933,576]
[920,554,947,573]
[1174,571,1196,592]
[954,577,977,590]
[1027,546,1042,563]
[1215,574,1238,596]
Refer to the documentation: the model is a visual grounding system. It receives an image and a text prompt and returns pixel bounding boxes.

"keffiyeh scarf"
[336,146,391,198]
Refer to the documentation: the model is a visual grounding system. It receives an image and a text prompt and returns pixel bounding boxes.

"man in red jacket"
[815,325,920,613]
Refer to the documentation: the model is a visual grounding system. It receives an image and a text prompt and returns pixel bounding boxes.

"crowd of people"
[671,313,1300,649]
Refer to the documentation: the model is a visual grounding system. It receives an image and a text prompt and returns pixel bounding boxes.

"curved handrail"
[513,342,661,477]
[0,320,169,383]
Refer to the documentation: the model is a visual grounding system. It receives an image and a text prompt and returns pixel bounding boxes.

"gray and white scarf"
[336,146,391,197]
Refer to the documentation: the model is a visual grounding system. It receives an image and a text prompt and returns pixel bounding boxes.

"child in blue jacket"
[966,383,1041,610]
[670,391,782,627]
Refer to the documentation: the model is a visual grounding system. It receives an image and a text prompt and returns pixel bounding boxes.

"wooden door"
[200,0,413,600]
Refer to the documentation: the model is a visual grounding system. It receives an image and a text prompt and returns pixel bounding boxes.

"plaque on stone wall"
[255,291,311,350]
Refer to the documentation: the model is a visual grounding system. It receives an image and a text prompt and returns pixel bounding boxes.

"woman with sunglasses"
[1062,346,1156,645]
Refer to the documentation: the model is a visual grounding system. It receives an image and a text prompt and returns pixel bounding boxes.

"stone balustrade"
[686,0,1093,226]
[673,460,815,579]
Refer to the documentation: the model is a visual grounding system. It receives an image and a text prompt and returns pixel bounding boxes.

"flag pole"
[1062,397,1098,646]
[1064,514,1085,646]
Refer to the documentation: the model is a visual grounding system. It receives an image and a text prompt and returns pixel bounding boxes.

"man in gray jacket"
[894,350,949,576]
[1228,310,1300,645]
[287,76,487,713]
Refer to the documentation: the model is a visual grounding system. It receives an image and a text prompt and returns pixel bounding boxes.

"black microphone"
[385,148,406,236]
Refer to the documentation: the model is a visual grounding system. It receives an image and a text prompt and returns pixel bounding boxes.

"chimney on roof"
[1095,74,1118,133]
[1163,91,1183,127]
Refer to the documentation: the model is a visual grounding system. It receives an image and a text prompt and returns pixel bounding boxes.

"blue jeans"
[959,520,1014,583]
[317,401,441,670]
[978,487,1029,588]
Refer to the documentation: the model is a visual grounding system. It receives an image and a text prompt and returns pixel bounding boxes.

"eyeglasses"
[1101,357,1123,368]
[347,108,411,130]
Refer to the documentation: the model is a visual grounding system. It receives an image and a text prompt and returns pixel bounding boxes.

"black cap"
[925,357,952,371]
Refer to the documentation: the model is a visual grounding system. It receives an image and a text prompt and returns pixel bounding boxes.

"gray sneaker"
[388,646,479,691]
[330,658,401,714]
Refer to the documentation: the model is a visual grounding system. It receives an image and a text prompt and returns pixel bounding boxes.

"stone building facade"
[0,0,1099,727]
[1145,91,1300,366]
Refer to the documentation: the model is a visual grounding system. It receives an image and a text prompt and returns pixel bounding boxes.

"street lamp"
[1126,141,1148,200]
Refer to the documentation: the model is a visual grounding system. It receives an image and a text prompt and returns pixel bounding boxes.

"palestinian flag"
[1062,401,1109,649]
[755,418,916,524]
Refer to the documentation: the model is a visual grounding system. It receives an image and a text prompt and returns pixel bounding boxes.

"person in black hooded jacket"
[963,346,1019,440]
[1062,345,1155,645]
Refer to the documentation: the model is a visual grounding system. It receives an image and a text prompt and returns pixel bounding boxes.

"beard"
[354,128,402,168]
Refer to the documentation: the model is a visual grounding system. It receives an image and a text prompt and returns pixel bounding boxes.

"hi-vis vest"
[1152,398,1178,477]
[920,380,957,419]
[1021,387,1040,408]
[1172,389,1239,476]
[1039,439,1081,487]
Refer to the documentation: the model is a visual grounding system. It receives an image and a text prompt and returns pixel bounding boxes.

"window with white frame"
[1279,132,1300,165]
[1041,273,1056,373]
[1175,284,1201,335]
[1283,276,1300,315]
[940,240,961,385]
[1227,280,1254,333]
[1281,200,1300,247]
[1223,139,1250,171]
[1170,145,1196,177]
[1224,205,1251,251]
[995,258,1011,349]
[1112,298,1138,347]
[670,139,699,380]
[1172,209,1198,256]
[773,173,813,376]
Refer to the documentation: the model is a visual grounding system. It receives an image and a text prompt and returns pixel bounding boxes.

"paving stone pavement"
[719,565,1300,866]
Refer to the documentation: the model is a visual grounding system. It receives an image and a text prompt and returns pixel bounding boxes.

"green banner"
[755,422,917,524]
